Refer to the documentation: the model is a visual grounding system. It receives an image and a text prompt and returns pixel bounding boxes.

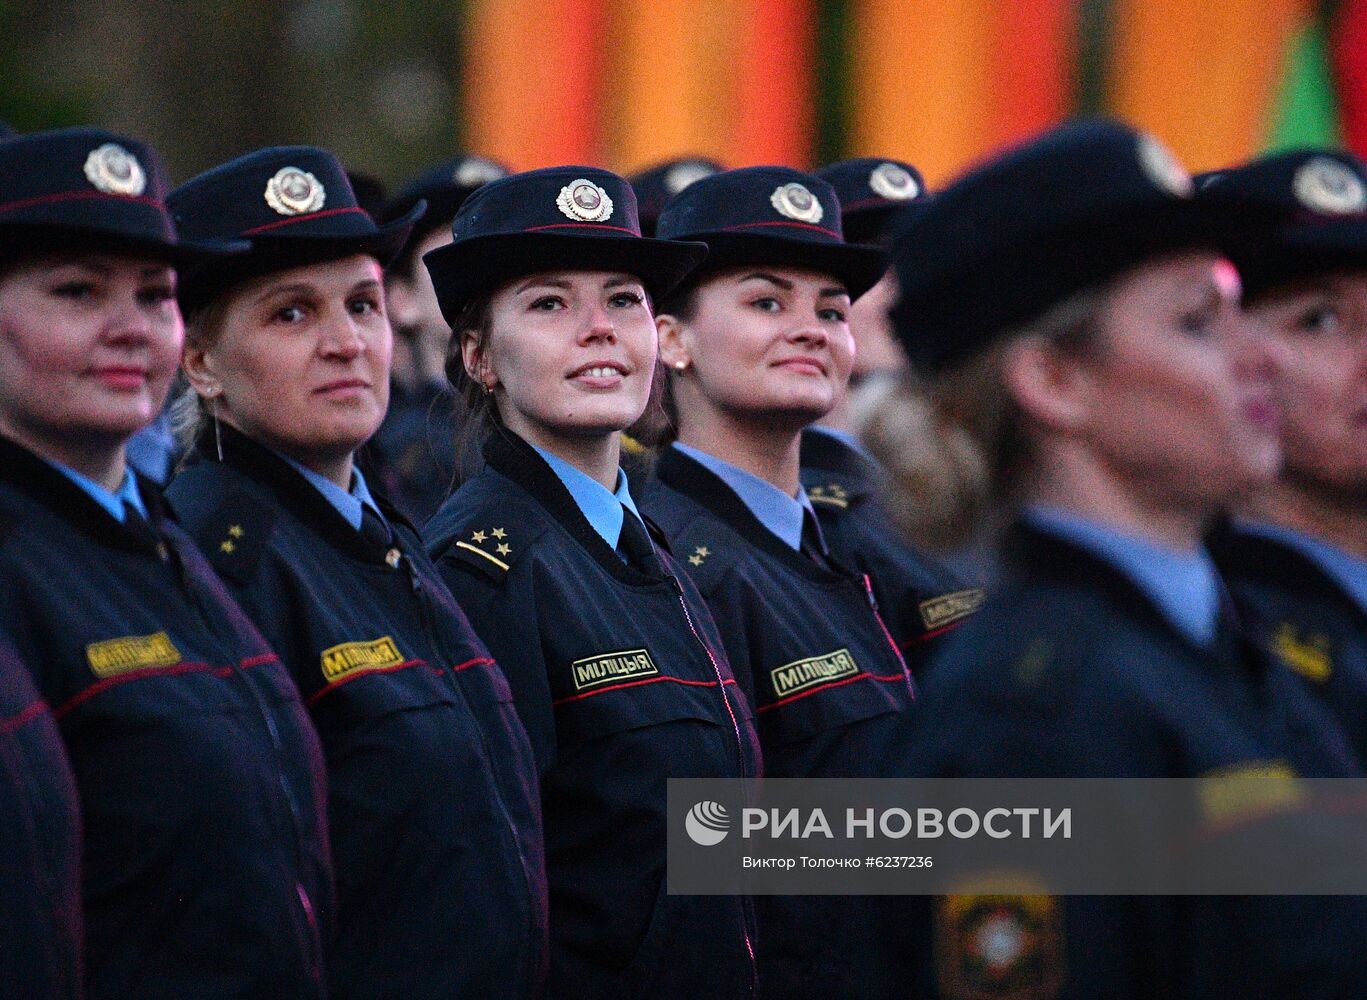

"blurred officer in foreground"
[1204,150,1367,764]
[424,167,762,998]
[889,119,1367,998]
[366,154,509,521]
[0,127,333,999]
[164,147,548,999]
[642,165,934,998]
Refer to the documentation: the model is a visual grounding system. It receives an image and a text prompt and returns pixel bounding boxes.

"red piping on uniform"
[0,699,51,735]
[0,189,165,215]
[899,619,968,649]
[241,206,367,235]
[451,656,497,672]
[522,222,638,235]
[305,658,429,706]
[756,669,906,713]
[53,652,281,719]
[721,220,841,238]
[551,673,737,707]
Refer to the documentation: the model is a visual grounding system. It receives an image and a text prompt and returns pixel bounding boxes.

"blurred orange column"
[849,0,998,184]
[731,0,816,166]
[463,0,607,168]
[989,0,1074,151]
[607,0,741,171]
[1109,0,1312,172]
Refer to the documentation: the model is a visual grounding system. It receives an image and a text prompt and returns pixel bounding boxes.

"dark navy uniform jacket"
[0,434,334,1000]
[906,520,1367,1000]
[427,429,762,1000]
[643,443,921,1000]
[800,428,983,673]
[361,379,465,526]
[166,424,547,1000]
[1211,523,1367,767]
[0,636,82,999]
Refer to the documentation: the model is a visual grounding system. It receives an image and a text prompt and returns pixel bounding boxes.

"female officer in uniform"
[642,167,934,998]
[0,127,334,999]
[1202,151,1367,764]
[423,167,762,999]
[163,147,547,1000]
[886,119,1367,998]
[0,632,81,999]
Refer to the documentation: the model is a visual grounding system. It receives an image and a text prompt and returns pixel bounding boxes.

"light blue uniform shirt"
[279,454,384,531]
[49,460,147,523]
[530,444,642,550]
[1025,504,1222,648]
[673,442,816,552]
[1239,520,1367,617]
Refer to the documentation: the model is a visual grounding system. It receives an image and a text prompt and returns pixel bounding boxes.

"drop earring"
[209,393,224,461]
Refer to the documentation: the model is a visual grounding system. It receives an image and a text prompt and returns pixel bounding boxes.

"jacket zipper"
[863,574,916,698]
[668,573,758,997]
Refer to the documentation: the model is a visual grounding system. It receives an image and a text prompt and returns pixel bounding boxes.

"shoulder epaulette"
[200,489,278,583]
[804,477,863,511]
[434,492,551,583]
[667,514,743,595]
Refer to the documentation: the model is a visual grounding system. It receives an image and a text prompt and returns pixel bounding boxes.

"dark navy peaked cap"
[890,118,1285,375]
[384,154,509,231]
[169,145,425,311]
[655,165,888,301]
[1200,148,1367,299]
[0,126,241,263]
[629,156,723,237]
[816,157,927,246]
[423,165,708,324]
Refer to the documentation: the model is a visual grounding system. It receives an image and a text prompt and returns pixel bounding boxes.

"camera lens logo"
[685,800,731,846]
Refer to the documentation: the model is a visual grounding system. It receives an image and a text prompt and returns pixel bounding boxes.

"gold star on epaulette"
[227,524,244,538]
[808,483,850,509]
[218,523,246,553]
[457,527,513,571]
[219,539,235,554]
[688,544,710,567]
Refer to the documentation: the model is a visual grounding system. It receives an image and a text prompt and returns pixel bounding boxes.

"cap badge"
[771,182,824,223]
[264,166,326,216]
[665,161,716,195]
[1137,135,1193,198]
[557,178,614,222]
[83,143,147,197]
[1293,157,1366,215]
[453,157,506,188]
[869,162,919,201]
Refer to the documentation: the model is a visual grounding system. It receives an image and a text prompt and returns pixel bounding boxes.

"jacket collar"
[482,428,670,585]
[190,421,413,563]
[0,432,172,554]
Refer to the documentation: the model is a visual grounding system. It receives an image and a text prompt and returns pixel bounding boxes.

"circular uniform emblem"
[1137,135,1193,198]
[264,166,326,216]
[770,182,824,223]
[1293,157,1367,215]
[557,178,614,222]
[83,143,147,197]
[453,157,506,189]
[869,162,919,201]
[664,161,716,195]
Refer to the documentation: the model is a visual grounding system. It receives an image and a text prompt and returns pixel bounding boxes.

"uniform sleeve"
[434,554,558,775]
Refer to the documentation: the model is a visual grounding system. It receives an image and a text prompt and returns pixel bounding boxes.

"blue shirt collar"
[47,459,146,523]
[673,442,812,551]
[530,444,641,549]
[1238,520,1367,616]
[278,453,382,531]
[1025,504,1222,648]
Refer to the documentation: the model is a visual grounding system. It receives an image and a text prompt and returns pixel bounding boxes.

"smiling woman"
[161,146,549,1000]
[421,166,764,1000]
